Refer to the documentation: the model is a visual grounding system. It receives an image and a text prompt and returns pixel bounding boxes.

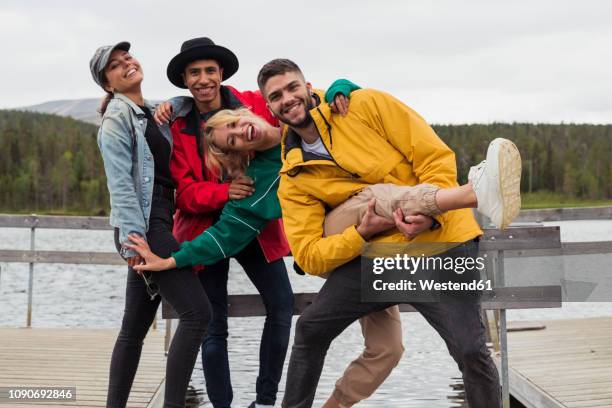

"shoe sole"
[494,138,522,229]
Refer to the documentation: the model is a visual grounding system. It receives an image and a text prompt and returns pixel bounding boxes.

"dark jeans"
[199,239,294,407]
[282,240,501,408]
[107,194,211,408]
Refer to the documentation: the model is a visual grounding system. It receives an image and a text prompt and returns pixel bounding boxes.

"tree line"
[435,123,611,199]
[0,110,108,214]
[0,110,610,215]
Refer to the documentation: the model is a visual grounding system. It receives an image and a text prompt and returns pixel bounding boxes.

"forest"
[0,110,108,214]
[0,110,610,215]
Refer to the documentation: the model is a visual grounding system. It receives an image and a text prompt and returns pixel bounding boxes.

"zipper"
[316,106,360,179]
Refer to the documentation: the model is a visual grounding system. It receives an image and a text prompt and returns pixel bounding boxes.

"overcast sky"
[1,0,611,124]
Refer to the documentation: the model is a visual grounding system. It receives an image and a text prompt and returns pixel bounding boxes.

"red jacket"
[170,85,290,268]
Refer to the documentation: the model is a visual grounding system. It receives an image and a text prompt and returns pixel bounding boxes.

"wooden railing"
[2,211,611,408]
[2,212,610,267]
[516,205,612,222]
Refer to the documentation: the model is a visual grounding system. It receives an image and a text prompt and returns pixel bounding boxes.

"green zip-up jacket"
[172,145,283,268]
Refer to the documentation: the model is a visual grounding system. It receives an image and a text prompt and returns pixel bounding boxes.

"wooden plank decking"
[503,317,612,408]
[1,318,611,407]
[0,328,166,407]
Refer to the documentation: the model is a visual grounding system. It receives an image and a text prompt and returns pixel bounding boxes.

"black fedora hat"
[167,37,239,89]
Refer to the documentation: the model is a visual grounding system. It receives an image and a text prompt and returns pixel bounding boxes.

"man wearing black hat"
[162,37,294,408]
[159,38,361,408]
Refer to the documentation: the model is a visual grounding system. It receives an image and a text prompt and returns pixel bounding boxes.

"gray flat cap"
[89,41,131,89]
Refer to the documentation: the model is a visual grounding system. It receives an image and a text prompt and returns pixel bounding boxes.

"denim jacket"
[97,93,172,258]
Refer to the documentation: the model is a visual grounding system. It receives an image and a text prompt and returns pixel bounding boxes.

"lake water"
[1,220,611,407]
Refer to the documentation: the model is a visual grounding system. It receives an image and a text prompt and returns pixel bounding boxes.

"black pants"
[107,194,211,408]
[199,239,294,407]
[281,240,501,408]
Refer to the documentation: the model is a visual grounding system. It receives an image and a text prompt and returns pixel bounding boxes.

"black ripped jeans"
[107,193,211,408]
[282,240,501,408]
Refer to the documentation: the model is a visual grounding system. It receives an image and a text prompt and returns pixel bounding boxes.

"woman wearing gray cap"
[90,42,211,408]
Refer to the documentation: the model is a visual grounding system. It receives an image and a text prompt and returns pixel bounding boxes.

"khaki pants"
[324,183,440,406]
[324,183,441,236]
[332,306,403,407]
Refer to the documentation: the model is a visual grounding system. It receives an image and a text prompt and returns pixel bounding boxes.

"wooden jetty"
[1,318,611,408]
[500,317,612,408]
[1,210,611,408]
[0,328,165,407]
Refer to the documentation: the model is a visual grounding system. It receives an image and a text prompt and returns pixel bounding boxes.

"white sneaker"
[468,138,522,229]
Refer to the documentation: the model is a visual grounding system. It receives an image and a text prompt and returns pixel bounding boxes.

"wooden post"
[497,249,510,408]
[485,251,500,352]
[26,216,38,328]
[164,319,172,356]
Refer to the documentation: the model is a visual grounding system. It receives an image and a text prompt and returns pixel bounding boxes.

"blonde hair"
[204,108,254,179]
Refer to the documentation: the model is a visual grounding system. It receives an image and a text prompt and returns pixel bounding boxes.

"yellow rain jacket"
[278,89,482,276]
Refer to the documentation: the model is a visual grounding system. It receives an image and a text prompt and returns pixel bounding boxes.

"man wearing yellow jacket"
[257,59,501,408]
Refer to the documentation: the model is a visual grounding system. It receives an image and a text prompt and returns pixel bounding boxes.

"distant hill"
[21,98,102,125]
[20,97,162,125]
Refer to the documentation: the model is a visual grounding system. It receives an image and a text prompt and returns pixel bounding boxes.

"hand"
[126,255,143,269]
[229,175,255,200]
[125,234,177,272]
[356,199,396,240]
[329,93,349,116]
[154,102,173,125]
[392,209,434,239]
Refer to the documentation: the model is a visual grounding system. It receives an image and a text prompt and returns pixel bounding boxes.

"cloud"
[1,0,611,123]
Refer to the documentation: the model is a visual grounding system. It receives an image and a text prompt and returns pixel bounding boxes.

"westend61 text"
[372,279,493,291]
[372,254,486,275]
